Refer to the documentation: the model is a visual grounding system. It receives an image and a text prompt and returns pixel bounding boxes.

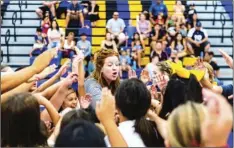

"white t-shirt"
[106,18,126,34]
[47,28,64,42]
[104,120,145,147]
[64,40,75,49]
[187,27,208,42]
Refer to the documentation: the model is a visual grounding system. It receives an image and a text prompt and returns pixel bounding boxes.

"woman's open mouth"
[112,72,118,77]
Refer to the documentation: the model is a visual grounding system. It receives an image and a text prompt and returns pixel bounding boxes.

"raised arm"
[1,81,35,104]
[1,49,56,93]
[40,73,78,121]
[40,80,63,99]
[72,53,86,97]
[34,93,60,125]
[219,49,233,69]
[35,60,70,93]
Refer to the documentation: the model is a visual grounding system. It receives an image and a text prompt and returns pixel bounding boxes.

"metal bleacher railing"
[220,12,226,43]
[18,0,28,24]
[12,11,17,42]
[212,0,218,25]
[231,29,233,42]
[5,29,11,62]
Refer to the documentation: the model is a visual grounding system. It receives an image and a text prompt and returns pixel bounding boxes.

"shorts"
[62,49,76,58]
[191,41,210,57]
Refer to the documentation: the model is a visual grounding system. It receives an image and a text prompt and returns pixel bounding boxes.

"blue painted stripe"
[221,1,233,20]
[116,0,130,20]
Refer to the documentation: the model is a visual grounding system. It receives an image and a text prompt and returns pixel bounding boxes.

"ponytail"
[134,117,164,147]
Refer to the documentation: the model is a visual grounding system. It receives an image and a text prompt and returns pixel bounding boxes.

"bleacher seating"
[0,0,233,85]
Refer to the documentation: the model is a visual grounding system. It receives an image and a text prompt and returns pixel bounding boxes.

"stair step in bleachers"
[1,28,38,35]
[214,57,234,67]
[210,47,233,55]
[2,56,30,63]
[2,19,40,26]
[1,46,31,55]
[219,68,233,79]
[197,12,231,20]
[209,38,232,46]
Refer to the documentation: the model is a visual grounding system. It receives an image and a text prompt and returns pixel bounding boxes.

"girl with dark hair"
[55,120,106,147]
[106,78,164,147]
[47,20,64,49]
[1,93,59,147]
[159,73,203,119]
[131,32,145,68]
[48,109,97,147]
[170,32,187,57]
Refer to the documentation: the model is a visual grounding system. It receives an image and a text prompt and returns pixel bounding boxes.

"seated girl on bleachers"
[101,33,118,52]
[57,32,79,66]
[41,16,51,35]
[131,33,145,68]
[30,28,49,57]
[170,32,187,58]
[155,13,165,26]
[172,0,185,25]
[136,13,151,40]
[119,50,132,78]
[47,20,65,49]
[165,15,177,30]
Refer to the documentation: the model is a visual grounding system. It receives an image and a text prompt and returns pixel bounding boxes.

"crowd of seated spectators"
[30,0,220,82]
[1,0,233,147]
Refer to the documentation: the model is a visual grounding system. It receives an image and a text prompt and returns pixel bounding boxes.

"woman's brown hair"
[92,49,120,94]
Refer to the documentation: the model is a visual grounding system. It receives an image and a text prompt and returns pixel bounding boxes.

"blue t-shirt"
[149,3,168,17]
[68,3,82,12]
[120,55,131,65]
[222,84,233,98]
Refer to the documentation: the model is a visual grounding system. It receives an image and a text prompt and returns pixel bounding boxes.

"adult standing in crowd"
[84,49,120,108]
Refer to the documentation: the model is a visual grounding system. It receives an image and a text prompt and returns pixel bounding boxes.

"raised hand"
[79,93,92,109]
[219,49,233,69]
[61,72,78,89]
[72,52,85,72]
[128,69,137,79]
[96,88,116,125]
[202,89,233,147]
